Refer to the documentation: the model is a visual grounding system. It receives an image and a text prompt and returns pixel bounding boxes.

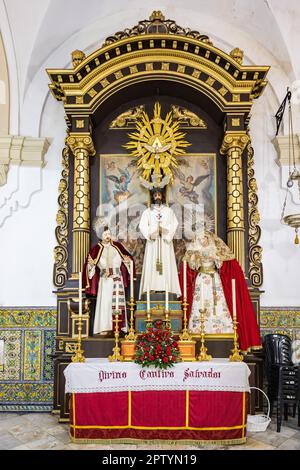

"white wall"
[0,95,64,306]
[250,89,300,306]
[0,0,300,307]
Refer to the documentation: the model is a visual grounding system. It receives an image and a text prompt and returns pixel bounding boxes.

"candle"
[130,259,134,299]
[232,278,237,320]
[79,271,82,316]
[147,287,150,312]
[200,279,204,311]
[165,283,169,311]
[183,260,187,299]
[116,284,119,312]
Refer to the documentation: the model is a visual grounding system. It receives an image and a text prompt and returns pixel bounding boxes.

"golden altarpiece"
[47,12,269,421]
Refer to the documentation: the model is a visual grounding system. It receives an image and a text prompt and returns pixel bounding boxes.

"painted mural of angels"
[169,155,216,226]
[178,173,209,204]
[106,165,136,204]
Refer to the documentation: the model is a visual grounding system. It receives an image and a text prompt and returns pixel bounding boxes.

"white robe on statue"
[88,244,128,334]
[139,204,181,298]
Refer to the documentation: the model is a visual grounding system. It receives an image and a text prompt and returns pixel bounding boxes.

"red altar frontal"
[65,360,250,445]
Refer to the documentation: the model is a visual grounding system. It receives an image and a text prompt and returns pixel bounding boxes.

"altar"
[47,11,268,423]
[64,359,250,445]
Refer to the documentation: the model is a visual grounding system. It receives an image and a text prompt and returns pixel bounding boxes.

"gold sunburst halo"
[124,102,191,185]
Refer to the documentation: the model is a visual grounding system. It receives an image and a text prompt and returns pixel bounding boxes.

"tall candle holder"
[125,297,137,341]
[68,299,86,363]
[163,306,172,330]
[178,297,196,361]
[121,297,137,361]
[229,278,243,362]
[179,298,193,341]
[197,308,212,361]
[229,317,244,362]
[109,311,124,362]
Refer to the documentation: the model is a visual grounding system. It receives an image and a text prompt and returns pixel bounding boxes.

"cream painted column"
[66,133,95,276]
[220,132,250,271]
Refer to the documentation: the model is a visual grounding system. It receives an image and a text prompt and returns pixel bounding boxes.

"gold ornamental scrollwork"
[110,105,207,130]
[66,134,96,156]
[110,105,145,129]
[247,139,263,287]
[103,11,212,47]
[230,48,244,65]
[65,342,79,354]
[220,133,250,154]
[53,146,69,287]
[171,106,207,128]
[124,102,190,184]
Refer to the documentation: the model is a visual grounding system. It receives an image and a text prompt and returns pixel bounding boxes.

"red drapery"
[69,390,247,444]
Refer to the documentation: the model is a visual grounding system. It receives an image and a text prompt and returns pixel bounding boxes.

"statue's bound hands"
[161,227,169,237]
[150,230,159,240]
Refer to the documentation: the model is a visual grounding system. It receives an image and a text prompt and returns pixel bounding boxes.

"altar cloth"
[64,358,250,393]
[65,360,250,444]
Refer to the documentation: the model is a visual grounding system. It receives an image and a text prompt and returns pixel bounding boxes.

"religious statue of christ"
[139,188,181,298]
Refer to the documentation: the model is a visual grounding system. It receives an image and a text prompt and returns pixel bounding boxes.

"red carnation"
[150,355,155,361]
[172,356,177,361]
[172,341,177,347]
[163,357,168,363]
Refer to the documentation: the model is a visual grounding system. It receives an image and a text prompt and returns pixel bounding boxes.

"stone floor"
[0,412,299,450]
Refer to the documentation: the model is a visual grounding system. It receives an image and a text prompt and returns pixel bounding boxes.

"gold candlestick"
[179,298,193,341]
[178,298,196,361]
[146,306,152,324]
[165,306,169,322]
[68,299,85,363]
[229,279,243,362]
[109,311,124,362]
[197,308,212,361]
[163,307,172,330]
[229,317,244,362]
[125,297,137,341]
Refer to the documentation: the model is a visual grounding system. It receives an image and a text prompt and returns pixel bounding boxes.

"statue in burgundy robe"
[82,227,135,335]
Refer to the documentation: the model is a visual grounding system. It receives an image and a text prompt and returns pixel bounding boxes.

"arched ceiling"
[1,0,299,134]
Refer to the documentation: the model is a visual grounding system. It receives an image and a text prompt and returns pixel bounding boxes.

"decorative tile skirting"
[0,306,299,411]
[0,308,56,412]
[260,307,300,340]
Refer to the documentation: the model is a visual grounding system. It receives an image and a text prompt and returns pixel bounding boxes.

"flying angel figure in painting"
[178,173,209,204]
[106,166,135,204]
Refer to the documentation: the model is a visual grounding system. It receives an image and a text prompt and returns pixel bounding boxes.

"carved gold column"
[220,132,250,271]
[66,134,96,276]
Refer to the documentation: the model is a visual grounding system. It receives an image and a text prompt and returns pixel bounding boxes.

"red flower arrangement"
[134,319,180,369]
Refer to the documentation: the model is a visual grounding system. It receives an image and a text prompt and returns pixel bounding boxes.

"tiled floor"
[0,412,299,450]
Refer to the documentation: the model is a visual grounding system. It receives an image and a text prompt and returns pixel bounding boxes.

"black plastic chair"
[263,333,299,432]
